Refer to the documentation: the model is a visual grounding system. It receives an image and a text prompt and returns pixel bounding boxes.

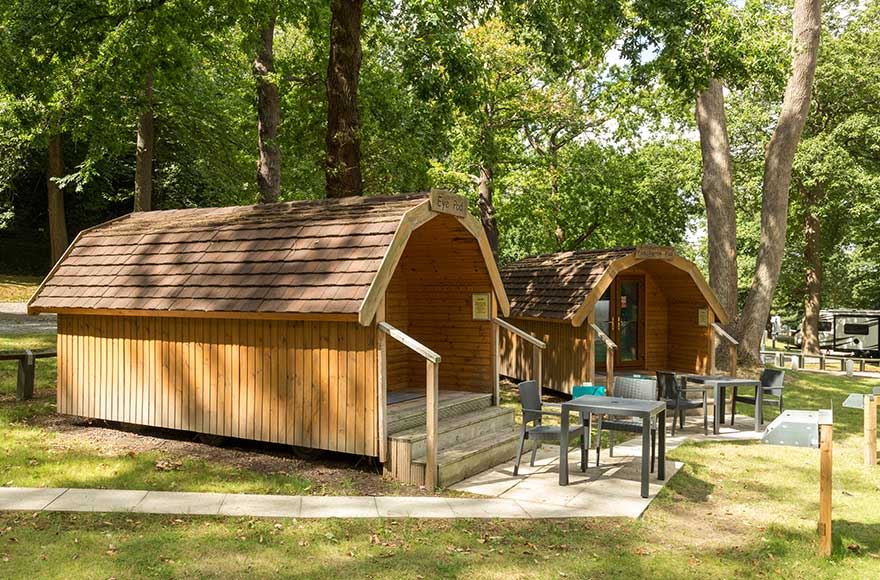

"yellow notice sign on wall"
[472,293,491,320]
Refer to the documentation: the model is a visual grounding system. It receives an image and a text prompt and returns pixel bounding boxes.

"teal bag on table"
[572,384,606,398]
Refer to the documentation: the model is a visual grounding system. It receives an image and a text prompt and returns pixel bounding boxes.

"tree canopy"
[1,0,878,341]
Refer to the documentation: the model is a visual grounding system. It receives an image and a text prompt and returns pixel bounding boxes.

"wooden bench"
[0,350,57,401]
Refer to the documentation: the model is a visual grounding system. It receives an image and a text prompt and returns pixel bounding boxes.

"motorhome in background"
[795,309,880,356]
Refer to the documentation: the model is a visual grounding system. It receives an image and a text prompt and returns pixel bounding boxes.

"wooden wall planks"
[498,318,592,394]
[56,313,378,457]
[500,261,714,392]
[384,215,495,394]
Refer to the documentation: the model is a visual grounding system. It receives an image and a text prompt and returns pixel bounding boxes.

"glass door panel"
[593,276,645,370]
[594,288,612,365]
[617,278,642,365]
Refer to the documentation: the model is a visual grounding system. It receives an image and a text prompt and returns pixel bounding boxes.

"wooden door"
[595,275,647,370]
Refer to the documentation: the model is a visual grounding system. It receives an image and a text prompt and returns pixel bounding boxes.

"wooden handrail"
[495,318,545,393]
[493,318,546,349]
[590,323,618,350]
[377,321,440,489]
[711,323,738,345]
[378,322,441,363]
[591,323,617,395]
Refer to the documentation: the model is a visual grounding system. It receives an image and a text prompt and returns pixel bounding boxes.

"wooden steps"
[384,391,520,487]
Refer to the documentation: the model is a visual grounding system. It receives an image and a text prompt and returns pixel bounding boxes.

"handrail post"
[377,321,441,490]
[532,345,542,396]
[728,342,737,377]
[425,360,439,489]
[606,351,614,396]
[590,323,617,395]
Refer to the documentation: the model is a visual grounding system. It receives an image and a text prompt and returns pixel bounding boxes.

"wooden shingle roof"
[502,248,635,321]
[502,245,728,325]
[29,194,430,317]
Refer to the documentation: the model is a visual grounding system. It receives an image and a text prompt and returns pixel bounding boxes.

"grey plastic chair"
[595,376,658,472]
[656,370,708,436]
[514,380,587,476]
[731,369,785,426]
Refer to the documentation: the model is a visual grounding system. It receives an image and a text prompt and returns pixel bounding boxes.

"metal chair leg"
[650,429,656,473]
[670,404,677,437]
[529,440,540,466]
[580,427,587,472]
[513,428,527,476]
[730,387,737,426]
[703,390,708,435]
[609,429,614,457]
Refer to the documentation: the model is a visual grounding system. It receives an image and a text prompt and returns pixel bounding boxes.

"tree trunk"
[325,0,363,198]
[255,9,281,203]
[47,134,69,263]
[737,0,821,362]
[696,79,737,370]
[695,79,737,320]
[134,67,154,212]
[477,165,499,259]
[802,188,822,354]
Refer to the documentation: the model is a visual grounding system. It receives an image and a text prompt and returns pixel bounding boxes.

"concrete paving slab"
[0,487,67,511]
[47,488,148,513]
[376,496,456,518]
[445,497,531,519]
[218,494,302,518]
[133,491,226,515]
[516,500,592,518]
[299,496,378,518]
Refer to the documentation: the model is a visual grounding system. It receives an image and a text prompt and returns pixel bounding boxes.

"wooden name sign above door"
[430,190,469,218]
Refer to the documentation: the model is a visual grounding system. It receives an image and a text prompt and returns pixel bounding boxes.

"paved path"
[0,419,763,520]
[0,302,56,336]
[452,414,761,518]
[0,487,602,519]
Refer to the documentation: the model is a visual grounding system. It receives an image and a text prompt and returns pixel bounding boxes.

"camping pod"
[29,192,518,487]
[499,246,730,394]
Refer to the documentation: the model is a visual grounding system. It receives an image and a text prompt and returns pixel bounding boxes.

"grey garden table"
[559,395,666,498]
[682,375,762,434]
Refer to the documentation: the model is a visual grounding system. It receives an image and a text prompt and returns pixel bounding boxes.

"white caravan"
[795,309,880,357]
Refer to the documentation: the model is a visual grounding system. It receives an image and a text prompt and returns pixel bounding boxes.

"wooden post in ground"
[818,422,833,557]
[16,351,35,401]
[865,395,877,467]
[425,359,439,490]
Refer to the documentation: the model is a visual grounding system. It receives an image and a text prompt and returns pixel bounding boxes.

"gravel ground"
[0,302,56,336]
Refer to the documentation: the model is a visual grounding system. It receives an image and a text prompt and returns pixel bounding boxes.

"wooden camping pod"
[498,246,730,393]
[33,192,509,460]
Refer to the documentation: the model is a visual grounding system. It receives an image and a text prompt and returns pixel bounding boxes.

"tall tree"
[695,79,737,323]
[736,0,822,360]
[134,66,155,212]
[46,134,69,262]
[254,4,281,203]
[325,0,363,197]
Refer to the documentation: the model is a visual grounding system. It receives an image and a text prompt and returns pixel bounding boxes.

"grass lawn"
[0,275,41,302]
[1,330,879,578]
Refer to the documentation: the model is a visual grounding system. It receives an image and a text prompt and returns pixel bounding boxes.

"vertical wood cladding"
[56,314,378,456]
[384,215,494,393]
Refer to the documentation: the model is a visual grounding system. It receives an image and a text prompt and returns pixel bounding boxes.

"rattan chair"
[731,369,785,426]
[656,370,708,436]
[514,380,587,475]
[594,376,658,471]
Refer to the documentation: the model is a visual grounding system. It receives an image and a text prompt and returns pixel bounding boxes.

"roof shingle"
[501,248,635,320]
[30,194,428,316]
